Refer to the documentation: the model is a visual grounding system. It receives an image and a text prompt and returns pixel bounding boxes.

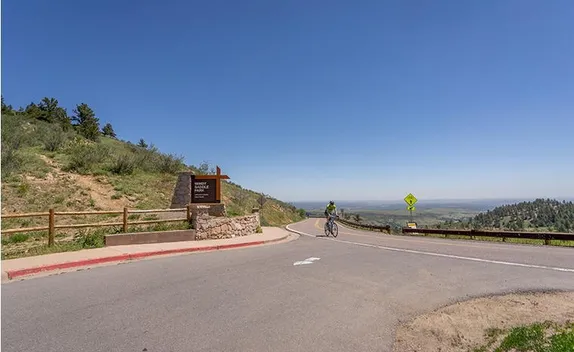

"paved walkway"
[1,227,293,281]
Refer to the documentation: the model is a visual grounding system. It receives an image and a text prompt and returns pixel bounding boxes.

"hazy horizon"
[291,197,574,209]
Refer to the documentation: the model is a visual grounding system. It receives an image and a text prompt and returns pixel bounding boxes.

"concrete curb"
[5,234,290,280]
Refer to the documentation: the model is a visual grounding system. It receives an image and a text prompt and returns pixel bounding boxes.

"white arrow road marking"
[293,257,321,266]
[293,261,313,266]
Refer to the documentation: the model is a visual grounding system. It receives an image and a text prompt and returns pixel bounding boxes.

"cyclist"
[324,200,337,221]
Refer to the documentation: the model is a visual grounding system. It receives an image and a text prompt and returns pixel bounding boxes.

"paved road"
[2,219,574,352]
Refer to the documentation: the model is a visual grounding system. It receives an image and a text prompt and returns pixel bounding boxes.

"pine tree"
[38,97,72,130]
[24,102,44,119]
[72,103,100,141]
[1,95,14,114]
[102,123,117,138]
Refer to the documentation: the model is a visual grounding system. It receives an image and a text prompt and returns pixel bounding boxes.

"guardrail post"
[48,208,55,246]
[123,207,128,233]
[544,234,550,245]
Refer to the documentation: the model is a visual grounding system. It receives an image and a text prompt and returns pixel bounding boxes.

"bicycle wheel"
[324,222,330,237]
[331,223,338,237]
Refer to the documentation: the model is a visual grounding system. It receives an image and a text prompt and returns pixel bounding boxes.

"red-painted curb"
[6,235,288,280]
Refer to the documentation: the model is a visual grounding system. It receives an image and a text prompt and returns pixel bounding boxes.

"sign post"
[190,166,230,203]
[404,193,418,224]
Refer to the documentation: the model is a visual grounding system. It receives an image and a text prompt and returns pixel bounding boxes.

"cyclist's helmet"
[329,201,334,205]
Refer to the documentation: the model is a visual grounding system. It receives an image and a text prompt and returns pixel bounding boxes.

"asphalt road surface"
[2,219,574,352]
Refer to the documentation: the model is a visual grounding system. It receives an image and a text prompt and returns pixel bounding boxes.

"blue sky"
[2,0,573,202]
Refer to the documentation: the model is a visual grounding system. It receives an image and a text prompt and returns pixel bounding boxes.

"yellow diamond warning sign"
[404,193,418,206]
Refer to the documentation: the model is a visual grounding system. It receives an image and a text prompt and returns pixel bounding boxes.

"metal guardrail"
[401,227,574,245]
[336,218,391,233]
[332,217,574,246]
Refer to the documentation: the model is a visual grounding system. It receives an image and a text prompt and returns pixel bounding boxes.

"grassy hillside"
[1,97,305,258]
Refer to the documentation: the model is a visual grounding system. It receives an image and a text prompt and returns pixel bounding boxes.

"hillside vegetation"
[1,96,305,258]
[437,199,574,232]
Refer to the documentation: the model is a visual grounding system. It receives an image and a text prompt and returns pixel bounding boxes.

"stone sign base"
[193,206,260,240]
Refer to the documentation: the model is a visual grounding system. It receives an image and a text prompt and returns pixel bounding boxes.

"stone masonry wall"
[192,206,260,240]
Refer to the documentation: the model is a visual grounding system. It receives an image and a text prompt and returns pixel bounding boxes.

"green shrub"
[131,148,185,174]
[1,145,22,180]
[156,153,185,174]
[1,114,35,150]
[108,153,136,175]
[5,233,30,244]
[1,115,31,179]
[64,142,109,174]
[43,126,69,152]
[74,232,104,248]
[17,182,30,195]
[133,148,157,173]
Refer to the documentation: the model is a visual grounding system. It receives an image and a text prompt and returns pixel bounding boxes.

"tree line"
[436,198,574,232]
[1,95,188,179]
[2,95,116,142]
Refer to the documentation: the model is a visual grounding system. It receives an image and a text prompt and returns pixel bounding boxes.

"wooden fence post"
[186,204,191,223]
[123,207,128,232]
[48,208,55,246]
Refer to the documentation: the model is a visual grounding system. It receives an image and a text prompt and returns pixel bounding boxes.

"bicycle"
[324,214,339,237]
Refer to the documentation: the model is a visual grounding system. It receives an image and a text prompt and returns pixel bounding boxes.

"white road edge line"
[285,224,574,274]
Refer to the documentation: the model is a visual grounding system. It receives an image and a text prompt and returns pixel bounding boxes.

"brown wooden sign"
[190,166,229,203]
